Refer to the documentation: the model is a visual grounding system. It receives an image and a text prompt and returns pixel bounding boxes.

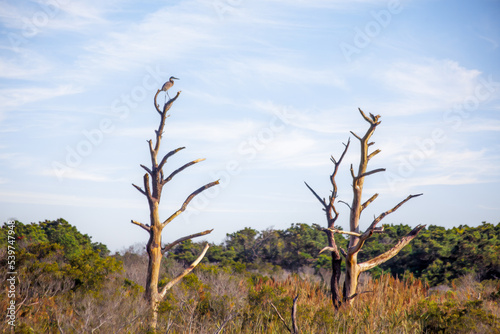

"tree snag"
[306,108,425,309]
[131,82,219,331]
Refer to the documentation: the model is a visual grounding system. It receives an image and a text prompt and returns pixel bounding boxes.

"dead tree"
[271,295,299,334]
[305,108,425,308]
[131,83,219,331]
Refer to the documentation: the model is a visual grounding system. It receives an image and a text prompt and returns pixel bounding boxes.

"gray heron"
[161,76,179,101]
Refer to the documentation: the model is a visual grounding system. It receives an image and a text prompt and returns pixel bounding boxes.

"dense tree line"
[170,221,500,285]
[0,219,137,332]
[1,219,499,332]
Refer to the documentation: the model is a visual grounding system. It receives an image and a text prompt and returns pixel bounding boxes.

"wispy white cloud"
[0,189,142,208]
[478,35,499,50]
[0,152,37,170]
[0,0,113,32]
[458,118,500,132]
[0,51,53,79]
[116,119,263,143]
[378,147,500,196]
[77,3,219,72]
[226,57,347,89]
[374,59,486,115]
[40,167,117,182]
[0,84,83,109]
[258,0,393,10]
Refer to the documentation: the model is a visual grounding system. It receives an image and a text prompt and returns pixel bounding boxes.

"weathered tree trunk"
[306,108,424,309]
[343,254,360,304]
[145,221,162,329]
[306,138,349,309]
[330,251,342,308]
[131,84,218,332]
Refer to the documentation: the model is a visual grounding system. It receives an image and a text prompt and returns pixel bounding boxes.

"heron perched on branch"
[161,76,179,100]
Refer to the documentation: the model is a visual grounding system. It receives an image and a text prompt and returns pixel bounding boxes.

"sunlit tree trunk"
[131,86,218,331]
[306,108,424,309]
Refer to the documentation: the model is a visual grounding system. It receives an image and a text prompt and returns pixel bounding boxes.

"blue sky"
[1,0,499,251]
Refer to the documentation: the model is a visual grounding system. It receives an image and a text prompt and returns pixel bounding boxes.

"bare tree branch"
[152,93,180,155]
[326,228,362,237]
[147,139,157,172]
[304,181,327,209]
[143,173,152,200]
[162,158,206,185]
[158,147,185,171]
[346,290,374,301]
[159,243,209,299]
[349,194,423,255]
[367,194,423,231]
[350,131,362,141]
[131,220,151,232]
[162,229,213,254]
[140,164,152,175]
[350,164,356,179]
[154,89,162,115]
[358,168,386,179]
[338,200,352,210]
[270,303,292,333]
[361,193,378,213]
[162,180,220,227]
[329,138,350,199]
[132,183,146,196]
[291,295,299,334]
[368,149,381,161]
[319,246,338,254]
[163,91,181,115]
[358,108,380,125]
[213,313,235,334]
[359,224,426,272]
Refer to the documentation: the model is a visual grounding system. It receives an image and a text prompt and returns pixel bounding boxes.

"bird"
[161,76,179,100]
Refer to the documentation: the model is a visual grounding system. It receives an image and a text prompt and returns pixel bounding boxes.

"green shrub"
[412,298,500,333]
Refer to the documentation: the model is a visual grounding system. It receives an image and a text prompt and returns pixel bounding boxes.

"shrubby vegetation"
[172,222,500,285]
[1,219,499,333]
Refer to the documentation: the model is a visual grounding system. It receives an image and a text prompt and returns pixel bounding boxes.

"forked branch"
[163,91,181,114]
[159,243,209,299]
[358,108,380,125]
[152,92,180,155]
[359,224,426,272]
[329,138,350,199]
[348,193,423,255]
